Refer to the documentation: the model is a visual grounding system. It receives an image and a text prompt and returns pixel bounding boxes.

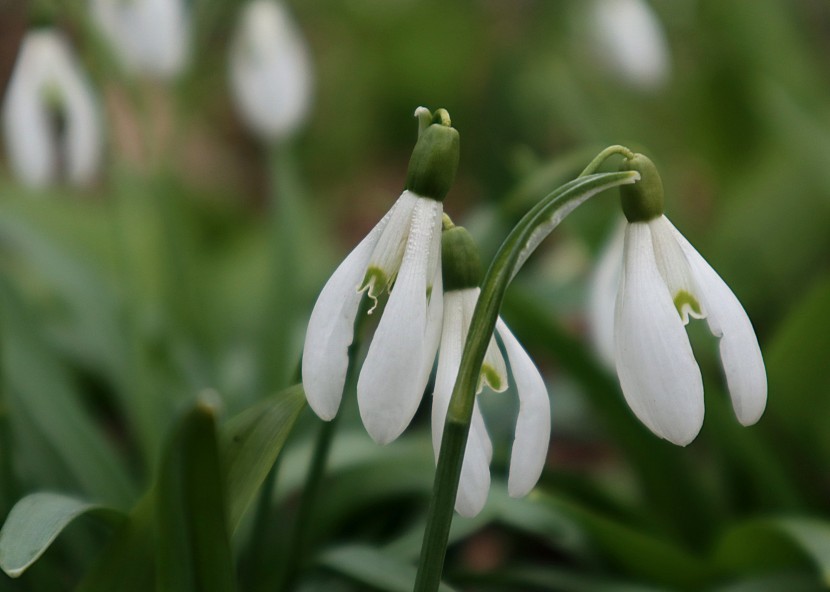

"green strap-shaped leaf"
[155,402,235,592]
[716,518,830,585]
[221,384,306,531]
[320,545,457,592]
[0,493,123,578]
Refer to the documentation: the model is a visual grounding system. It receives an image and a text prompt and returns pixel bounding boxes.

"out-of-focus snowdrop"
[89,0,189,79]
[2,29,102,188]
[229,0,313,141]
[589,0,670,91]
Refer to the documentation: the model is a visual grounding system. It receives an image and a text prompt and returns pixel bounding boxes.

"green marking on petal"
[674,289,703,324]
[359,266,389,314]
[478,364,504,392]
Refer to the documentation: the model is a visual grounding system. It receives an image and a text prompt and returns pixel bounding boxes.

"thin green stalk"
[414,169,639,592]
[241,454,283,589]
[263,141,305,393]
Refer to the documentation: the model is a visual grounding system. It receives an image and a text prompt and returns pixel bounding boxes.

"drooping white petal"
[361,190,419,299]
[358,197,442,444]
[229,0,313,140]
[589,219,625,368]
[418,256,444,390]
[302,210,393,420]
[454,400,492,518]
[649,216,706,324]
[614,223,704,446]
[590,0,670,92]
[90,0,190,78]
[496,319,550,498]
[2,30,101,188]
[668,222,767,426]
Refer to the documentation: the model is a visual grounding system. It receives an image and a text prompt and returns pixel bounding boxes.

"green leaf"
[716,518,830,585]
[155,402,235,592]
[0,279,135,508]
[457,566,671,592]
[320,545,457,592]
[0,493,123,578]
[221,384,306,531]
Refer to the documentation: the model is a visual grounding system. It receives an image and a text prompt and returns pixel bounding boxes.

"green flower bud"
[404,108,460,202]
[619,153,664,222]
[441,218,482,292]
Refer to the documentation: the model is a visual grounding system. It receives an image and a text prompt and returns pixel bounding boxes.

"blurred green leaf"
[715,518,830,585]
[0,279,135,508]
[155,402,235,592]
[457,565,671,592]
[0,493,123,578]
[707,572,825,592]
[221,384,306,531]
[319,545,457,592]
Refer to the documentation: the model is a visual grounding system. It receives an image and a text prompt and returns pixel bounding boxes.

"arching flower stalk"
[2,29,102,188]
[302,107,458,445]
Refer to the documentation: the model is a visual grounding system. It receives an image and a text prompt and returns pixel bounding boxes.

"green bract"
[620,153,665,222]
[404,109,460,202]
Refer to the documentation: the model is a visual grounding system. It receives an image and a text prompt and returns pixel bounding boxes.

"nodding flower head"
[302,108,459,445]
[2,29,101,188]
[432,220,550,517]
[600,154,767,445]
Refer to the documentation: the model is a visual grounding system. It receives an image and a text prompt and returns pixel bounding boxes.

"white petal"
[589,219,625,368]
[454,400,492,518]
[418,259,444,391]
[669,223,767,426]
[301,210,392,420]
[431,291,464,459]
[649,216,706,324]
[614,223,704,446]
[358,197,441,444]
[496,319,550,498]
[361,190,419,299]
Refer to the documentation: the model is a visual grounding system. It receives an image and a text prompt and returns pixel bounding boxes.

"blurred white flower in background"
[229,0,313,141]
[89,0,190,79]
[590,0,670,91]
[2,29,102,188]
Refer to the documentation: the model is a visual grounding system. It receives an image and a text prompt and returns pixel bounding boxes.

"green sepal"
[619,153,665,222]
[404,110,460,202]
[441,224,482,292]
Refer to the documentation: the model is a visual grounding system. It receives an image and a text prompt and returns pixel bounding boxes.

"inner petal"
[649,216,706,325]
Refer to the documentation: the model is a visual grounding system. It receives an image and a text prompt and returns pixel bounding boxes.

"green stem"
[414,168,639,592]
[263,141,305,393]
[578,145,635,177]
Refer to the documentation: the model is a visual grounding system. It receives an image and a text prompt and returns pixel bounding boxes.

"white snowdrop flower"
[89,0,189,78]
[2,29,101,188]
[229,0,313,141]
[432,222,550,517]
[302,109,458,445]
[590,0,670,91]
[612,154,766,445]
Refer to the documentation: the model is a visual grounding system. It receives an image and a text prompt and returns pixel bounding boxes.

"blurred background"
[0,0,829,590]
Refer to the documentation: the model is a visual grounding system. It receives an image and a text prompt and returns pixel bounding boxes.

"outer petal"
[497,319,550,498]
[301,210,391,420]
[614,223,704,446]
[358,197,442,444]
[361,190,418,299]
[454,400,492,518]
[589,219,625,368]
[669,223,767,426]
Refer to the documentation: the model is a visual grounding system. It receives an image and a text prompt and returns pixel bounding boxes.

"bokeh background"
[1,0,829,590]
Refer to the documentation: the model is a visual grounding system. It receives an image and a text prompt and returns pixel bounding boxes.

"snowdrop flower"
[89,0,189,78]
[229,0,313,141]
[590,0,670,91]
[303,108,459,445]
[2,29,101,188]
[611,154,766,445]
[432,221,550,517]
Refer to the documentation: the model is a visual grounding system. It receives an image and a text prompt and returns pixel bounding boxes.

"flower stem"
[414,167,640,592]
[578,144,635,177]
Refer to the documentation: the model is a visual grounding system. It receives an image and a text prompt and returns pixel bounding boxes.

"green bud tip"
[619,153,664,222]
[405,107,460,202]
[441,223,482,292]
